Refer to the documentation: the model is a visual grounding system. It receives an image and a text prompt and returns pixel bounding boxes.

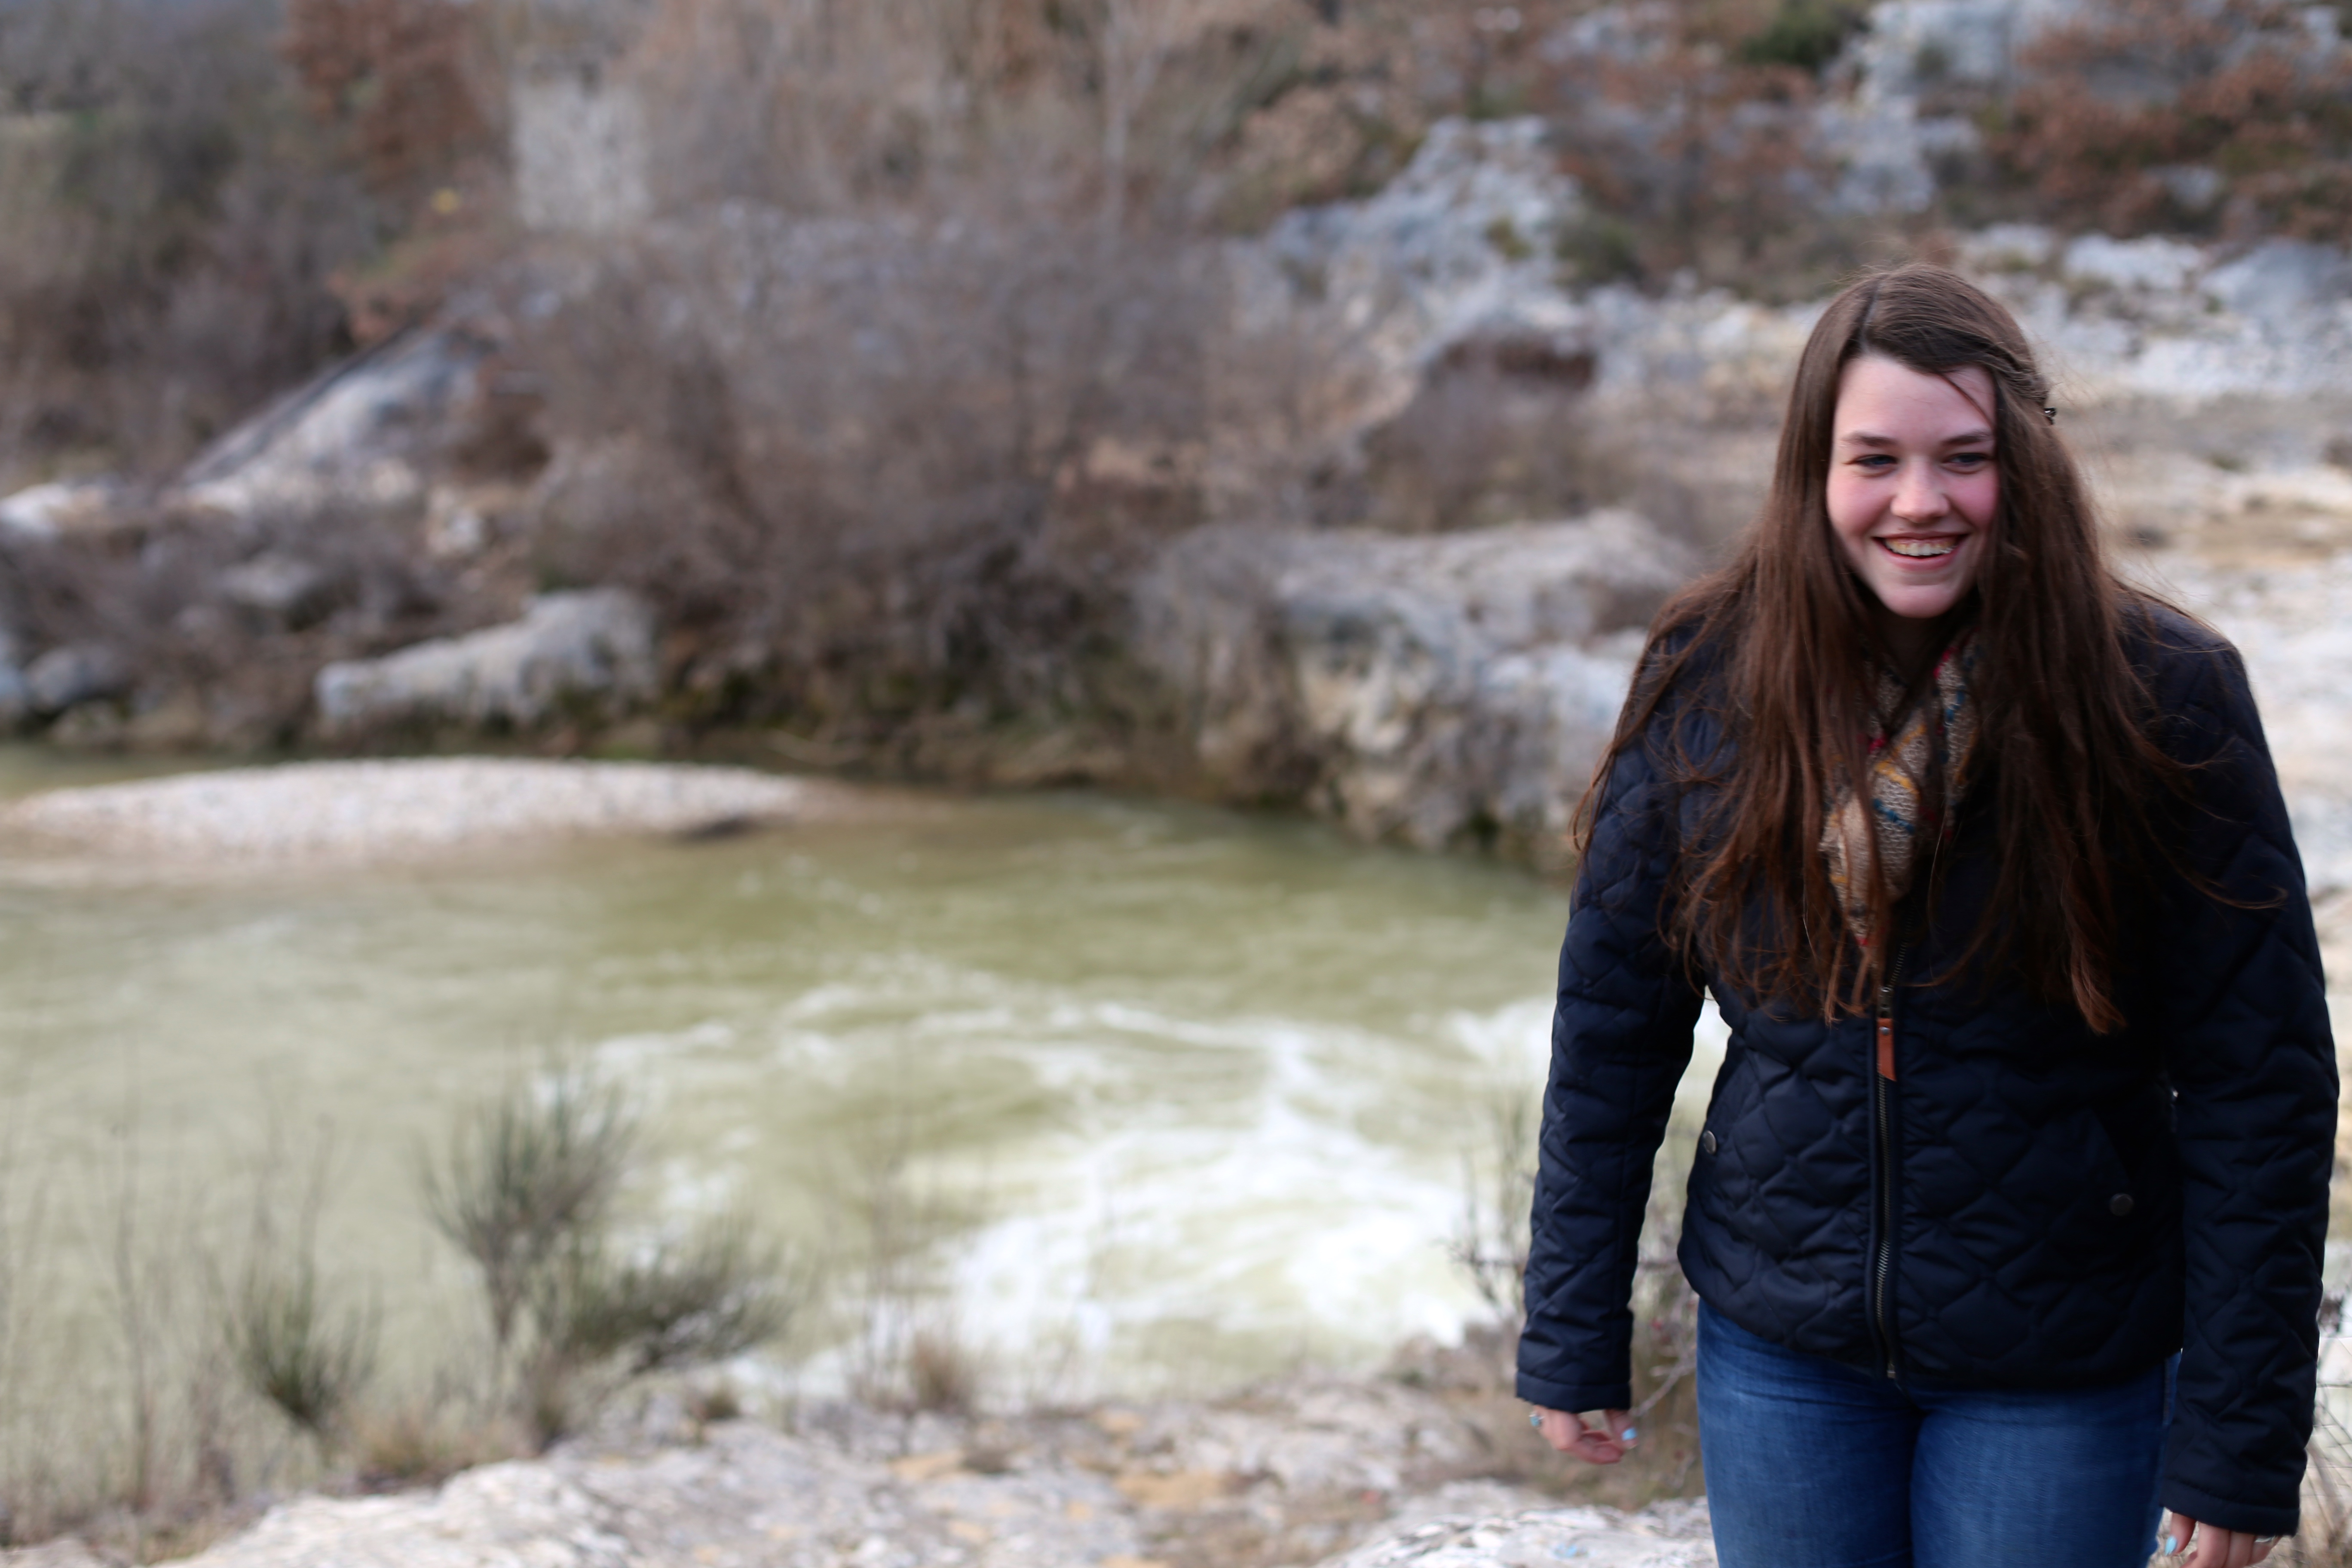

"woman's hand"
[2162,1512,2278,1568]
[1530,1407,1638,1465]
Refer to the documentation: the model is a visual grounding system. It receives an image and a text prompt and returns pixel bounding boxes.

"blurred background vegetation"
[3,0,2346,485]
[5,0,2346,769]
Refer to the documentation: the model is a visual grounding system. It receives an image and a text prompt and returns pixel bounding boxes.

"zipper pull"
[1877,958,1900,1080]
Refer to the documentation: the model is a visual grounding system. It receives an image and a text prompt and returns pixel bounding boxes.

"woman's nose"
[1892,462,1950,524]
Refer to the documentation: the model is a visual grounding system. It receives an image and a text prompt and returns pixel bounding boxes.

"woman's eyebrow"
[1835,428,1995,447]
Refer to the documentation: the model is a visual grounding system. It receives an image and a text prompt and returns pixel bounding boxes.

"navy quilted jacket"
[1516,607,2336,1537]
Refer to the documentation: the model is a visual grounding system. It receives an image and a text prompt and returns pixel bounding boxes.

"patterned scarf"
[1821,634,1980,943]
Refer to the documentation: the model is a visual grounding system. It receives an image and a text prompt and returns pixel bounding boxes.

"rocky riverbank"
[3,97,2349,874]
[0,1366,1715,1568]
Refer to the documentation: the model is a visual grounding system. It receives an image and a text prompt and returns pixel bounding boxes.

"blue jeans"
[1697,1302,2170,1568]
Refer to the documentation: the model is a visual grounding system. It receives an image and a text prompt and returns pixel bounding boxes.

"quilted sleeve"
[2153,639,2338,1539]
[1515,709,1705,1414]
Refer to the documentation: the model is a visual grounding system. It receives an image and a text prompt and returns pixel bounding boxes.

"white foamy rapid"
[603,946,1736,1401]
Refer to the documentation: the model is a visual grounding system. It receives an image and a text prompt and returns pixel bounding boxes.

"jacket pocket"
[2043,1105,2149,1262]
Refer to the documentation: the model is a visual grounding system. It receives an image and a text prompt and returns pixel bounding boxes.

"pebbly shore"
[0,757,879,867]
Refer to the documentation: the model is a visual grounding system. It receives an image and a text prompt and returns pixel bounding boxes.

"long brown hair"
[1584,263,2184,1030]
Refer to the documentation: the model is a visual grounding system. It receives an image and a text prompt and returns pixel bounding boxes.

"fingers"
[2171,1512,2214,1568]
[1528,1408,1637,1465]
[2169,1515,2278,1568]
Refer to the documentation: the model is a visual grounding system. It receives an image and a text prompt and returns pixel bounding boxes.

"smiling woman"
[1824,357,1998,665]
[1516,265,2335,1568]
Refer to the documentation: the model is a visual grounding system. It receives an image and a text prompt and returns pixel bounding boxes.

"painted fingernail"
[2162,1535,2178,1556]
[1621,1427,1638,1442]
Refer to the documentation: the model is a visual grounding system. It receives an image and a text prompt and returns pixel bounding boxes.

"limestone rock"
[24,643,131,716]
[151,1420,1157,1568]
[0,1542,110,1568]
[512,74,652,237]
[1822,0,2093,214]
[89,1424,1710,1568]
[1319,1494,1715,1567]
[175,324,508,525]
[1219,116,1589,490]
[2203,240,2352,328]
[0,478,128,540]
[0,1366,1722,1568]
[218,554,343,630]
[171,1461,631,1568]
[2062,233,2206,297]
[314,590,657,737]
[1136,511,1698,859]
[0,625,27,729]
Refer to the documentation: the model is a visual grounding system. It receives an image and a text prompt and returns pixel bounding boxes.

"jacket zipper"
[1871,944,1911,1380]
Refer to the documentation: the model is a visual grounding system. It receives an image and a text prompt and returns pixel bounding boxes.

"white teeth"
[1884,538,1956,558]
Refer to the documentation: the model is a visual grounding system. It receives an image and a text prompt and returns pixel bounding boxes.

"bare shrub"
[350,1388,517,1490]
[1735,0,1868,75]
[824,1109,992,1413]
[1447,1091,1537,1331]
[0,1103,309,1553]
[1531,6,1859,297]
[281,0,508,342]
[512,196,1221,758]
[282,0,497,207]
[533,1217,796,1379]
[625,0,1337,224]
[227,1257,378,1442]
[422,1070,802,1448]
[422,1070,634,1360]
[1439,1081,1705,1502]
[502,2,1585,763]
[0,0,379,481]
[1360,335,1602,533]
[1990,0,2352,242]
[904,1325,982,1416]
[2291,1287,2352,1566]
[1625,1154,1702,1495]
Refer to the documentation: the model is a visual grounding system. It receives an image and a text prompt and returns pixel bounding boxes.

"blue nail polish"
[1621,1427,1638,1442]
[2162,1535,2178,1556]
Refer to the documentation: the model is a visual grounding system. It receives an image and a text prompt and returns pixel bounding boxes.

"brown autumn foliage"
[282,0,506,343]
[1403,0,1865,295]
[282,0,496,204]
[623,0,1407,226]
[1991,0,2352,242]
[508,200,1223,759]
[0,0,379,482]
[488,0,1430,762]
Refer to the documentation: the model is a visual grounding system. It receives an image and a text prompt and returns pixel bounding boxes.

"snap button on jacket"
[1516,609,2336,1540]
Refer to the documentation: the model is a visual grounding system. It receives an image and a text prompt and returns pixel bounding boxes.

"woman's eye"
[1853,455,1896,472]
[1948,450,1991,470]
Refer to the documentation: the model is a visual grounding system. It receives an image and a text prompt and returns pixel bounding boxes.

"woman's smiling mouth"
[1880,536,1960,559]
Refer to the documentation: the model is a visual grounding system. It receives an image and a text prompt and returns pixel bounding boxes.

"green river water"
[0,750,1742,1410]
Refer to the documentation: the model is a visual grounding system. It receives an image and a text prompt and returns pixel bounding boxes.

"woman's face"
[1825,354,1999,644]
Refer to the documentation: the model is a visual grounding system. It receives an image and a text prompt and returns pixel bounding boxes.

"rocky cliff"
[1135,513,1696,863]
